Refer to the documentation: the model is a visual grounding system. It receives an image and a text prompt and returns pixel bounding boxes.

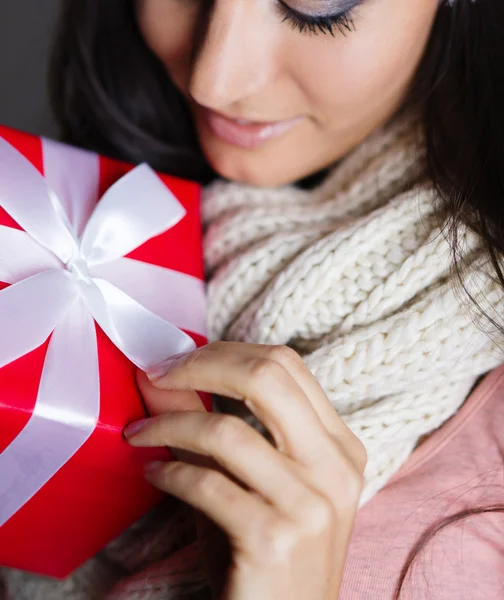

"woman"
[2,0,504,598]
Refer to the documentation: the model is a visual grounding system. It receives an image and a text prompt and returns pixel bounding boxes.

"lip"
[202,109,304,149]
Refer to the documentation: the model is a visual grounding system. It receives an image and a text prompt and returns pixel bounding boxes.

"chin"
[201,143,313,188]
[213,163,286,187]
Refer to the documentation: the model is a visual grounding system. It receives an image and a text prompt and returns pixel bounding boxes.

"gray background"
[0,0,60,138]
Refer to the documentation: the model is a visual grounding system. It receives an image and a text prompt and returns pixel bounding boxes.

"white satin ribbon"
[0,136,206,527]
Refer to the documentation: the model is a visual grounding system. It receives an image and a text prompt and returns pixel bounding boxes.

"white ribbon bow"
[0,137,206,526]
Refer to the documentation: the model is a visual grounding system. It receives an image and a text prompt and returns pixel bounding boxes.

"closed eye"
[276,0,360,36]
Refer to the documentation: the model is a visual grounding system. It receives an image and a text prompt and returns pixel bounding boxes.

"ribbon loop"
[0,270,78,368]
[0,226,62,285]
[84,277,196,370]
[0,137,79,263]
[42,138,100,238]
[80,164,187,266]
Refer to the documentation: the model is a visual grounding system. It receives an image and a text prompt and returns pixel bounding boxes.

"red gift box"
[0,126,210,578]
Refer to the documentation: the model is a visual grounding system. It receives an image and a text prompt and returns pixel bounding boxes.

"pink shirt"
[341,365,504,600]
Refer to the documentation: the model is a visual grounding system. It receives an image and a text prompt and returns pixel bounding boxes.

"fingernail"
[144,460,164,473]
[123,419,149,438]
[146,351,192,381]
[146,359,177,382]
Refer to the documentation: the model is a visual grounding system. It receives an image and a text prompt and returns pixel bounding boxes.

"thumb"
[136,368,205,417]
[136,368,212,467]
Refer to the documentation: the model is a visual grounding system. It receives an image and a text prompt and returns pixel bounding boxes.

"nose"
[189,0,277,111]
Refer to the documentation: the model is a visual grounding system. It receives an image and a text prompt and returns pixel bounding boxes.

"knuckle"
[257,517,298,563]
[353,438,368,472]
[339,433,368,476]
[206,415,249,449]
[266,345,303,368]
[343,473,365,509]
[193,470,223,499]
[205,341,227,353]
[324,439,366,507]
[337,457,365,505]
[298,495,334,535]
[158,460,186,485]
[348,465,366,497]
[248,358,285,387]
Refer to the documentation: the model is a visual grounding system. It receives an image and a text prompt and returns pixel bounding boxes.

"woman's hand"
[125,342,367,600]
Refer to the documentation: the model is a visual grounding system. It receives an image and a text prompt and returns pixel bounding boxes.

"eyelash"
[277,1,357,37]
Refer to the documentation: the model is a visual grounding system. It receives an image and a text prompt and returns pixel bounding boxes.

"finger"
[147,342,331,463]
[127,411,315,514]
[136,369,216,469]
[196,343,352,441]
[136,369,204,417]
[144,460,273,545]
[254,345,348,439]
[203,345,367,476]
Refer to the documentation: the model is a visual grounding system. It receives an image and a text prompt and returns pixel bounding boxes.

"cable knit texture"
[1,113,503,599]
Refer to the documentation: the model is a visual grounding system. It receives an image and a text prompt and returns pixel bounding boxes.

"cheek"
[289,0,438,123]
[137,0,199,85]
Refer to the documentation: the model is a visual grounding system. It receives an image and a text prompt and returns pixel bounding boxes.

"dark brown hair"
[48,0,504,595]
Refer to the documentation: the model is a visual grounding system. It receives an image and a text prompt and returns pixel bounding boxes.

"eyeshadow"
[287,0,361,17]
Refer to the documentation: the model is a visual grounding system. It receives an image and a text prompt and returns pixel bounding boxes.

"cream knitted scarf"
[202,113,503,505]
[2,113,503,600]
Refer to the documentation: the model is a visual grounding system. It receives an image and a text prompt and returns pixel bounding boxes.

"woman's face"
[138,0,439,186]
